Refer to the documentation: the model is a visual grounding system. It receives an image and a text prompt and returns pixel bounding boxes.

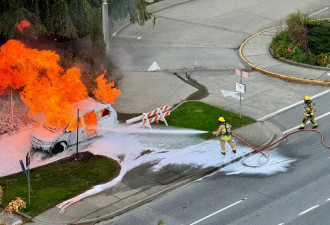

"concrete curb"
[239,26,330,87]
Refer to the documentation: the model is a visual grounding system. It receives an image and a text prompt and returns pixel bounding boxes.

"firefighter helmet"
[304,96,311,104]
[218,117,225,122]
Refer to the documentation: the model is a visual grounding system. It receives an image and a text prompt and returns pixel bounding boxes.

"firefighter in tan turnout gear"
[213,117,236,155]
[299,96,318,129]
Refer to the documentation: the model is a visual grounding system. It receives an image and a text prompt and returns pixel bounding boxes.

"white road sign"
[236,83,246,93]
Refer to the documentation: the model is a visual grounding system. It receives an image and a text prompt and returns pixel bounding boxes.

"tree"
[0,0,153,42]
[108,0,152,26]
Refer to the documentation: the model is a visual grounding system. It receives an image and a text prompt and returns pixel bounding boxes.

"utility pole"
[76,109,79,156]
[102,0,109,51]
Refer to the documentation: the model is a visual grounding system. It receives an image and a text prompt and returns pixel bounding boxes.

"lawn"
[0,152,120,217]
[165,101,256,138]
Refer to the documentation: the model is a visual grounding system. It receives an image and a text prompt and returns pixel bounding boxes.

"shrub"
[270,31,292,57]
[270,11,329,67]
[270,31,308,61]
[316,53,330,67]
[270,31,292,48]
[308,20,330,55]
[286,11,311,50]
[291,50,313,64]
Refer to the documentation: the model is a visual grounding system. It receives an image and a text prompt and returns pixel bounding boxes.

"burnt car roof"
[71,98,111,116]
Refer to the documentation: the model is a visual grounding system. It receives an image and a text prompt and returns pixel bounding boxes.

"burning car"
[30,98,118,154]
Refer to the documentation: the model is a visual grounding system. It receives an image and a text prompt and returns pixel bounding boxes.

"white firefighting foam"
[0,125,295,212]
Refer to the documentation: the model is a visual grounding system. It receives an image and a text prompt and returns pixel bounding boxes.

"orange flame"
[15,20,31,32]
[93,73,121,104]
[0,40,120,128]
[0,40,90,128]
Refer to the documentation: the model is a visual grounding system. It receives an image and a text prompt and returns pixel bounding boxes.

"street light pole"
[76,109,79,156]
[102,0,109,50]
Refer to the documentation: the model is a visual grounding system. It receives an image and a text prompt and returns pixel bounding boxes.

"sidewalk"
[23,1,329,225]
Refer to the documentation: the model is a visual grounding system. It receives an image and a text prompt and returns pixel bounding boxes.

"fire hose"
[232,129,330,168]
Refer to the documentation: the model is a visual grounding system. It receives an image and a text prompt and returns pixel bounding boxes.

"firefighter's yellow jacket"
[304,101,315,117]
[213,123,232,141]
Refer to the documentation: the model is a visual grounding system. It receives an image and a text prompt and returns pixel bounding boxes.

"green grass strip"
[165,101,255,138]
[0,152,120,217]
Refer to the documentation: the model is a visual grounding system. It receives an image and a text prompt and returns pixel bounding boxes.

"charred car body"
[30,98,118,154]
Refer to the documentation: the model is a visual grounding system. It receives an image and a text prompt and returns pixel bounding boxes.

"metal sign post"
[76,109,79,156]
[235,69,248,118]
[26,153,32,206]
[20,156,32,206]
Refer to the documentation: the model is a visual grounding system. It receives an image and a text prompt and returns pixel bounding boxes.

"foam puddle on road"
[193,149,296,183]
[222,149,296,176]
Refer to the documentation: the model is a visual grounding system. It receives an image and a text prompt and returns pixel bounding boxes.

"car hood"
[32,126,63,142]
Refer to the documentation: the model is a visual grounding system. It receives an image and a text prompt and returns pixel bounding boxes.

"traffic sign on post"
[236,83,246,93]
[26,153,30,168]
[242,71,249,78]
[19,160,26,173]
[235,69,248,118]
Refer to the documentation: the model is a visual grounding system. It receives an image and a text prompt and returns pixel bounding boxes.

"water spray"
[98,125,208,135]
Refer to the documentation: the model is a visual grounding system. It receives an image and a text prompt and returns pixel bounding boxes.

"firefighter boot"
[221,149,226,155]
[312,123,318,129]
[232,148,236,154]
[299,118,306,130]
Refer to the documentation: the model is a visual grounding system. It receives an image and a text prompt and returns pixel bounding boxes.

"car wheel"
[51,142,67,154]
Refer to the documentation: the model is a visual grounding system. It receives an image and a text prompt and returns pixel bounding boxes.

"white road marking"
[148,61,161,71]
[189,199,244,225]
[283,112,330,134]
[220,90,242,100]
[326,198,330,201]
[257,89,330,121]
[117,34,142,39]
[278,223,284,225]
[309,7,329,17]
[111,22,130,38]
[298,205,319,216]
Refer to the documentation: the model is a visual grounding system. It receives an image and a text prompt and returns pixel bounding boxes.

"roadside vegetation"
[165,101,256,138]
[0,152,120,217]
[270,11,330,67]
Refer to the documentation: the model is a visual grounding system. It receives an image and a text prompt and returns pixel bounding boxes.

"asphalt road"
[111,0,330,119]
[268,91,330,131]
[102,0,330,224]
[99,101,330,225]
